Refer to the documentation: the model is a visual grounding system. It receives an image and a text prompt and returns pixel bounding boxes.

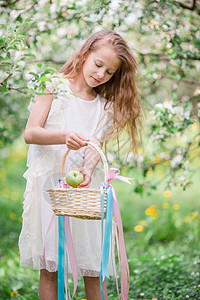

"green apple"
[65,170,84,188]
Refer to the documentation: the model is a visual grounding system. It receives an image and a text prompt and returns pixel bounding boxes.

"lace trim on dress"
[20,257,100,277]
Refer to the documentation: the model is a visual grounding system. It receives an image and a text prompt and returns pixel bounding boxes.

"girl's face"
[82,45,121,88]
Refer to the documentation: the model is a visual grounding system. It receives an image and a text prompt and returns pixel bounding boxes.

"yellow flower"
[162,202,169,209]
[146,167,153,178]
[9,213,17,221]
[134,225,144,232]
[153,155,161,164]
[18,216,23,223]
[2,188,9,198]
[163,190,172,198]
[190,211,198,219]
[173,204,180,211]
[11,290,18,297]
[151,213,158,220]
[184,217,190,223]
[145,205,157,215]
[11,191,19,201]
[139,220,147,226]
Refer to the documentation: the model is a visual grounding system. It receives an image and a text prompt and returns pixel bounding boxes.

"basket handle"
[61,141,109,181]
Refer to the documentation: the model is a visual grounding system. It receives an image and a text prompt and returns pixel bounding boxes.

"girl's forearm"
[83,144,102,175]
[24,126,66,145]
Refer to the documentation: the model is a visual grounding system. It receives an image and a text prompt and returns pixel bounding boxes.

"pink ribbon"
[64,216,78,298]
[105,167,133,185]
[43,214,78,299]
[105,168,133,300]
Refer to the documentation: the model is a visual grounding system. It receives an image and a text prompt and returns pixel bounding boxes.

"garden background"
[0,0,200,299]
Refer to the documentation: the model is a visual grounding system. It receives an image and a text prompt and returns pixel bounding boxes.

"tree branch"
[176,0,196,10]
[1,0,20,7]
[139,51,200,61]
[0,83,29,95]
[160,75,200,86]
[142,134,199,171]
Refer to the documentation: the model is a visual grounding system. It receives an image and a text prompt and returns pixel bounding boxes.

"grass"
[0,139,200,299]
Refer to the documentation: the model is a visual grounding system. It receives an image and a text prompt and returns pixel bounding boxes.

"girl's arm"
[77,141,103,188]
[24,89,89,149]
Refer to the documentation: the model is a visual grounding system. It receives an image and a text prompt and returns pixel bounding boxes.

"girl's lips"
[91,76,100,83]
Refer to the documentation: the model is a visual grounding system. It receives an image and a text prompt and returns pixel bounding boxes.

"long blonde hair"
[59,30,143,154]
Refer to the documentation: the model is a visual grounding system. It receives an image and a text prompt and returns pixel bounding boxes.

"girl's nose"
[97,70,105,79]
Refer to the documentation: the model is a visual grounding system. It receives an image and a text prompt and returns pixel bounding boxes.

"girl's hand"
[76,167,92,188]
[65,131,89,150]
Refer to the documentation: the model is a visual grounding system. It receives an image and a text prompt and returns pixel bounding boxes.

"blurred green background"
[1,0,200,299]
[0,133,199,299]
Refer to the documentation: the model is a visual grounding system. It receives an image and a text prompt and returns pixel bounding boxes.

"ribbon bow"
[105,167,133,184]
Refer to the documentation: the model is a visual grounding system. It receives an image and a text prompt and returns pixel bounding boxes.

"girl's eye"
[95,62,113,75]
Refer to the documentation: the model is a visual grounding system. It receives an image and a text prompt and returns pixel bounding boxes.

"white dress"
[18,74,115,277]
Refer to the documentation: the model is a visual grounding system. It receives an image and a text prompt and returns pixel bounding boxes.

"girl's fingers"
[67,136,88,149]
[66,140,83,150]
[66,132,89,149]
[77,133,90,142]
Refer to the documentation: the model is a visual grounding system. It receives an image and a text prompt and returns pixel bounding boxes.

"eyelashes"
[95,62,113,75]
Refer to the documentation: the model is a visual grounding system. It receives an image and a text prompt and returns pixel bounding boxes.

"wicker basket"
[46,141,109,220]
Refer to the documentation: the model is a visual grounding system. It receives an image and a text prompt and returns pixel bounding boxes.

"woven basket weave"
[47,141,109,220]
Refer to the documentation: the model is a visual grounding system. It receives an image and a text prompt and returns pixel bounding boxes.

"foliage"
[0,0,199,194]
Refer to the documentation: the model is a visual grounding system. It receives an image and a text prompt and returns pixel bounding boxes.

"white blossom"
[131,154,144,162]
[50,3,57,14]
[170,155,183,168]
[37,21,46,31]
[182,135,190,143]
[163,101,173,110]
[174,106,184,116]
[176,148,182,154]
[175,132,181,137]
[27,80,35,90]
[166,43,172,49]
[155,103,163,108]
[179,176,186,181]
[184,110,190,119]
[10,10,20,19]
[153,73,158,79]
[162,25,168,31]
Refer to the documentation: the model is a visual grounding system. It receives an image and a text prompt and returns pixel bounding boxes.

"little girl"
[19,29,142,300]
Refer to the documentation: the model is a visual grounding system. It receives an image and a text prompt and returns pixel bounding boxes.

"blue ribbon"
[58,216,65,300]
[100,184,114,299]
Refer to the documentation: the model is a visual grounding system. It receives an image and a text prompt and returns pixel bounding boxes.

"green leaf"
[1,62,12,66]
[38,77,52,82]
[22,53,36,58]
[44,68,56,73]
[37,63,43,68]
[29,72,37,76]
[175,74,181,81]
